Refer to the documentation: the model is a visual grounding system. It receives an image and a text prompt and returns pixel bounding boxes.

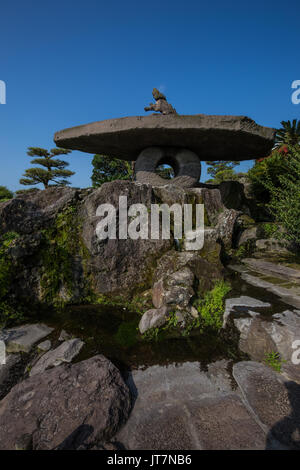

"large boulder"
[0,187,78,235]
[79,180,172,296]
[0,355,131,450]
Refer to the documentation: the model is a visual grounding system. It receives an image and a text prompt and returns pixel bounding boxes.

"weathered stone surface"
[54,114,275,162]
[153,250,223,298]
[188,187,224,225]
[139,306,170,334]
[0,355,131,450]
[186,394,266,450]
[282,363,300,384]
[230,304,300,363]
[30,338,84,376]
[0,324,54,353]
[0,180,242,306]
[216,208,241,249]
[233,361,300,449]
[234,317,277,361]
[219,181,249,212]
[238,226,258,247]
[262,310,300,363]
[238,261,300,310]
[255,238,290,253]
[135,146,201,188]
[58,330,72,341]
[244,258,300,282]
[37,340,51,352]
[152,267,195,309]
[79,180,172,296]
[223,296,270,327]
[0,354,24,400]
[116,361,266,450]
[0,187,77,235]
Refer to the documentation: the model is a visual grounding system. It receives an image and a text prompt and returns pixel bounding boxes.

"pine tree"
[91,154,133,187]
[20,147,74,189]
[205,161,240,183]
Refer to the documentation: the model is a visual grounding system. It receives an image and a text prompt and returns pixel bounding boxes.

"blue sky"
[0,0,299,191]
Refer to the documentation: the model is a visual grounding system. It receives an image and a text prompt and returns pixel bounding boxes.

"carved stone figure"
[144,88,177,115]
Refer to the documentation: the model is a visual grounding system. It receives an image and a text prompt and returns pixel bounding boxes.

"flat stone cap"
[54,114,275,161]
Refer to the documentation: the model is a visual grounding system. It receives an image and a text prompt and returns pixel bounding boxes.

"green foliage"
[247,150,289,203]
[142,310,179,342]
[275,119,300,147]
[193,280,231,330]
[142,281,231,341]
[0,186,13,201]
[234,239,256,259]
[265,351,286,373]
[263,146,300,244]
[155,164,174,180]
[94,293,149,315]
[142,326,160,342]
[261,223,279,239]
[15,188,41,196]
[91,154,133,187]
[20,147,74,189]
[39,205,92,307]
[0,232,24,327]
[205,161,240,184]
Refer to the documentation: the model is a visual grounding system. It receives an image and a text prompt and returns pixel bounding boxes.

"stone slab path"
[229,258,300,309]
[116,360,299,450]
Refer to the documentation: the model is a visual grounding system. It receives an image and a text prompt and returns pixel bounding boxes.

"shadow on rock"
[55,424,94,450]
[266,381,300,449]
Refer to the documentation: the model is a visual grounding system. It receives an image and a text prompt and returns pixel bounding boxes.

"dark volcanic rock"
[0,187,77,234]
[0,180,245,307]
[79,180,172,295]
[0,355,131,450]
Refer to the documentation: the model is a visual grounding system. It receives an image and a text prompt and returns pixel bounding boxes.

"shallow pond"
[31,269,290,372]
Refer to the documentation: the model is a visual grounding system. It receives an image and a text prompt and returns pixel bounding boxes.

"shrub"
[265,145,300,244]
[194,280,231,330]
[247,151,289,203]
[265,351,286,373]
[0,186,13,202]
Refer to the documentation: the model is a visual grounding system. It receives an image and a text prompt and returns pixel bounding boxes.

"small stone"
[139,306,170,334]
[0,324,54,353]
[58,330,72,341]
[37,340,51,352]
[190,306,199,319]
[30,339,84,376]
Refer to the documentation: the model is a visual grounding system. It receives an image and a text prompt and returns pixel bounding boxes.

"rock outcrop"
[0,180,250,314]
[0,355,131,450]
